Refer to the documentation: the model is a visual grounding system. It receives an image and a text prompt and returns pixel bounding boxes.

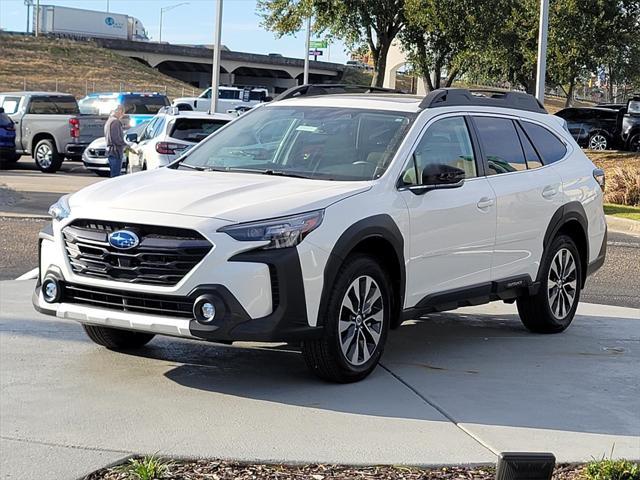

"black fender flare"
[317,214,405,328]
[541,201,589,286]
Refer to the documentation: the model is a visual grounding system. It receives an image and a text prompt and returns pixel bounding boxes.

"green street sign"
[309,40,328,49]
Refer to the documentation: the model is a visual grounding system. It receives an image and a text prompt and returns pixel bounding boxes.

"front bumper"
[33,222,322,343]
[82,152,128,172]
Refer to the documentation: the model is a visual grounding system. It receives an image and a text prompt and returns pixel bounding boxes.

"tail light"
[155,142,188,155]
[69,118,80,138]
[593,168,605,191]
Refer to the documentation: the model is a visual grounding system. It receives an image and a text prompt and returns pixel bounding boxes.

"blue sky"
[0,0,350,63]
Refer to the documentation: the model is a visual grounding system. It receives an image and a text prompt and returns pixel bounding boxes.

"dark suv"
[555,107,621,150]
[0,106,17,163]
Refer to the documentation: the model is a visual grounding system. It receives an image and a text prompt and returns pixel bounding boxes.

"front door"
[399,115,497,308]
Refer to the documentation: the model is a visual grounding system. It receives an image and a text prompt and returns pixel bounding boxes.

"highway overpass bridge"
[94,38,346,94]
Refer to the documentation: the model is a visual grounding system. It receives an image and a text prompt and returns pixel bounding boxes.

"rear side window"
[170,118,228,143]
[520,121,567,164]
[474,117,526,175]
[28,96,79,115]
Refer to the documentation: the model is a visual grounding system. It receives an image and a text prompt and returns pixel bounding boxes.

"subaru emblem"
[108,230,140,250]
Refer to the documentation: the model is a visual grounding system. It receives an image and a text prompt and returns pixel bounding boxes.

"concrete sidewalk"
[1,279,638,479]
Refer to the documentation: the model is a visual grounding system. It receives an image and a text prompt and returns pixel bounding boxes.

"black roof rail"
[419,88,547,113]
[275,83,404,101]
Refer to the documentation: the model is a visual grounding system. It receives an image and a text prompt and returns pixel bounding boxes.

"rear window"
[28,96,79,115]
[123,96,170,115]
[520,121,567,164]
[169,118,228,142]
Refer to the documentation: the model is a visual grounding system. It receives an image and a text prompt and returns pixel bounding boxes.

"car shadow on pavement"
[156,310,639,438]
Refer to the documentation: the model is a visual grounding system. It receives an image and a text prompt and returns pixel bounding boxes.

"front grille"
[62,282,193,318]
[63,220,212,286]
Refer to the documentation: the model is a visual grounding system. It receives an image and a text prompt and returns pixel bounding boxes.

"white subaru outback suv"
[34,88,607,383]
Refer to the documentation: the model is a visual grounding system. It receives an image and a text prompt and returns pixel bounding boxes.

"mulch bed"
[86,459,586,480]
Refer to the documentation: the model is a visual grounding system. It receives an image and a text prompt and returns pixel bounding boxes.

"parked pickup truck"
[0,92,106,172]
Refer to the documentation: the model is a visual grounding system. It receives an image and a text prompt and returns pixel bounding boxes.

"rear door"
[472,115,565,283]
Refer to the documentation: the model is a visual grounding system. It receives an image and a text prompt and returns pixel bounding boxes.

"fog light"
[193,295,218,324]
[201,302,216,321]
[42,277,61,303]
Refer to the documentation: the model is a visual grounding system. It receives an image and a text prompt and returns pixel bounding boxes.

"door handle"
[477,197,494,209]
[542,185,559,199]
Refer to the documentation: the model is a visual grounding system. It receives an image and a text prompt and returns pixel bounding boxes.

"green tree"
[257,0,405,87]
[399,0,503,91]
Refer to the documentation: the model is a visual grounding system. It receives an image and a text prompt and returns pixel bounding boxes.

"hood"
[69,167,371,223]
[87,137,106,149]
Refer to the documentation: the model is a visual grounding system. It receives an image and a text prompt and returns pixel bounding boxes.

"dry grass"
[585,150,640,207]
[0,34,197,100]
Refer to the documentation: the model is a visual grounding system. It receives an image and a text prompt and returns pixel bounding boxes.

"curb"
[0,211,49,219]
[606,215,640,236]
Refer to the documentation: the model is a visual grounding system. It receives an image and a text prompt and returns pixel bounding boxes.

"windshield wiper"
[177,163,206,171]
[261,169,310,179]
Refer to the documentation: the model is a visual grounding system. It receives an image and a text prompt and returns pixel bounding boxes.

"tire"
[588,132,609,151]
[628,133,640,152]
[3,153,21,163]
[517,235,582,334]
[33,138,63,173]
[82,324,155,350]
[301,254,391,383]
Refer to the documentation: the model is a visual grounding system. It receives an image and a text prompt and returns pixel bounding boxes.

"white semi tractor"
[35,5,149,41]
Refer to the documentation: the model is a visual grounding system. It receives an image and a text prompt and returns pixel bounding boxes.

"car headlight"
[48,194,71,221]
[218,210,324,250]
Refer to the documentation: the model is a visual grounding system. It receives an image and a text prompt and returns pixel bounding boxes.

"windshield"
[178,106,415,181]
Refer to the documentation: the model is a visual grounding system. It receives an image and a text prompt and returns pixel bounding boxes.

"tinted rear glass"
[520,121,567,164]
[474,117,527,174]
[28,96,79,114]
[124,96,170,115]
[170,118,229,142]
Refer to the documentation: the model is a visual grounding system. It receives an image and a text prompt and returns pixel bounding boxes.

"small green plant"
[118,454,172,480]
[585,458,640,480]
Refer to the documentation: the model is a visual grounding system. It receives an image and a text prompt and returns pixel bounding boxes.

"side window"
[520,121,567,164]
[474,117,526,175]
[0,96,21,114]
[139,117,158,141]
[150,118,166,138]
[515,122,543,169]
[402,116,477,186]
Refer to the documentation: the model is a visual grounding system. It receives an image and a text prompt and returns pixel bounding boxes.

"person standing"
[104,105,126,178]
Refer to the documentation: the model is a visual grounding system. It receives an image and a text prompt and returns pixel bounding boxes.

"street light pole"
[209,0,223,114]
[303,16,311,84]
[159,3,188,43]
[34,0,39,37]
[535,0,550,103]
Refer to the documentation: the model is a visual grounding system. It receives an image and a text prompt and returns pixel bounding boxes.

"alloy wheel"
[35,144,53,169]
[588,134,607,150]
[547,248,578,320]
[338,275,384,366]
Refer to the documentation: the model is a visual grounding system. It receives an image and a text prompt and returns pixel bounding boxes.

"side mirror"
[422,163,466,187]
[125,132,138,143]
[0,107,4,114]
